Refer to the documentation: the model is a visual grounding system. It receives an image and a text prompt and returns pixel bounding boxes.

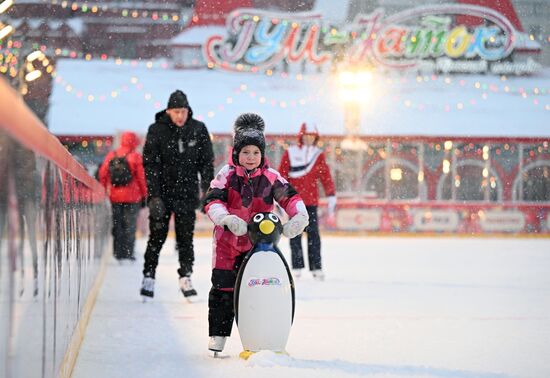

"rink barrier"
[0,79,104,199]
[0,77,110,378]
[58,251,109,378]
[189,201,550,236]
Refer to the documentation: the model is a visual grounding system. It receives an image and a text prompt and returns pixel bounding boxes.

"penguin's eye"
[268,213,279,223]
[253,213,265,222]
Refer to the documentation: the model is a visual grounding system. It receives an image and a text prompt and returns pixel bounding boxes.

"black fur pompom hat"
[232,113,266,165]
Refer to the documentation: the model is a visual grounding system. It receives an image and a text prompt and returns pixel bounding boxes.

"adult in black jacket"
[140,90,214,299]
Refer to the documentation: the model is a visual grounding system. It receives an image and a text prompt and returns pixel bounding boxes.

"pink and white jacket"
[203,156,304,271]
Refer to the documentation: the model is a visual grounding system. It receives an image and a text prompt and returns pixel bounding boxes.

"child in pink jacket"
[202,113,308,353]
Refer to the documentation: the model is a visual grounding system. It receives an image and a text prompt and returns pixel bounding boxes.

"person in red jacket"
[278,123,336,281]
[99,131,148,262]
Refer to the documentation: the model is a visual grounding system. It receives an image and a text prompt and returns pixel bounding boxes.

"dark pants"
[112,202,140,260]
[142,199,196,279]
[208,254,245,336]
[290,205,321,271]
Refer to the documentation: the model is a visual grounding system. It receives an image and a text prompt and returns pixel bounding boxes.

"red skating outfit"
[278,123,336,277]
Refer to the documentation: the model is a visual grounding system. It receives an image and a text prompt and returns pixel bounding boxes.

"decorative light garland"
[36,0,185,23]
[51,61,549,115]
[2,40,547,99]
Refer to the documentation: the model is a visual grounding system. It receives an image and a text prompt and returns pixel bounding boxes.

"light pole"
[337,69,371,151]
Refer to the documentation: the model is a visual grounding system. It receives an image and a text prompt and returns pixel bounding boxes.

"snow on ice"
[70,236,550,378]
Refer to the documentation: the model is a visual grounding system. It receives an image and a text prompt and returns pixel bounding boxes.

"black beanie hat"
[167,90,189,109]
[232,113,266,166]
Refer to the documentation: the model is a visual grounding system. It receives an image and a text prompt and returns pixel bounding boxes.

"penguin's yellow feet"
[239,350,255,360]
[239,350,289,360]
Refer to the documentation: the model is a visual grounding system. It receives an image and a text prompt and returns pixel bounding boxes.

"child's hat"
[232,113,266,165]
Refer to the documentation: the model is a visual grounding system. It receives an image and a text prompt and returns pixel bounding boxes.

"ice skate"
[312,269,325,281]
[292,268,302,279]
[208,336,227,358]
[179,275,197,301]
[140,277,155,301]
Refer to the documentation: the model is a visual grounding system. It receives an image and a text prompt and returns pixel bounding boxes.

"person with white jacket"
[278,123,337,281]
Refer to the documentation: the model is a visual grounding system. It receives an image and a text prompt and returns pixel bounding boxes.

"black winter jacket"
[143,109,214,210]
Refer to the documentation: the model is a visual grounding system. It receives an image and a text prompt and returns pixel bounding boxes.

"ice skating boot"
[312,269,325,281]
[179,275,197,298]
[140,277,155,300]
[292,268,302,279]
[208,336,227,357]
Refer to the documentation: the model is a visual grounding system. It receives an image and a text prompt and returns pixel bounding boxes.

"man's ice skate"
[312,269,325,281]
[140,277,155,301]
[292,268,302,279]
[179,276,197,301]
[208,336,227,358]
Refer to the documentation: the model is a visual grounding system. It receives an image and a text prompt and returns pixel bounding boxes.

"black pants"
[290,205,321,271]
[111,202,140,260]
[208,255,245,336]
[142,199,196,279]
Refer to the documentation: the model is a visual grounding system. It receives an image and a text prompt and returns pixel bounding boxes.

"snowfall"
[45,47,550,378]
[71,236,550,378]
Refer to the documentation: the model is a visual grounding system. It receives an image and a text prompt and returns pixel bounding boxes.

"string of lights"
[0,0,53,93]
[35,0,185,23]
[50,62,549,122]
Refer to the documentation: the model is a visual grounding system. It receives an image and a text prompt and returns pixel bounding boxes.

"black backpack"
[108,154,133,187]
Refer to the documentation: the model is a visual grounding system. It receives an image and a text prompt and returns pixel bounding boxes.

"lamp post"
[337,69,371,151]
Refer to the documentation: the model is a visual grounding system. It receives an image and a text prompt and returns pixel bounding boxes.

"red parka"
[99,131,148,203]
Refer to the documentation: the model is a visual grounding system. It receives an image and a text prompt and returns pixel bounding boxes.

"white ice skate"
[140,277,155,302]
[179,276,197,302]
[208,336,227,358]
[312,269,325,281]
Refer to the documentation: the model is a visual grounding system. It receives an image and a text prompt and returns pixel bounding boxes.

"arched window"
[363,158,426,200]
[437,159,501,201]
[513,162,550,202]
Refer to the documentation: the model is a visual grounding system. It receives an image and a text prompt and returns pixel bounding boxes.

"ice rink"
[72,236,550,378]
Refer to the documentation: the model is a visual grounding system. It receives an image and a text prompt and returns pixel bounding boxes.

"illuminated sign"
[204,5,540,74]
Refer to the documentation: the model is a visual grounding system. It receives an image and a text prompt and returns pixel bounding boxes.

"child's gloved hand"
[327,195,337,217]
[221,215,248,236]
[283,212,309,239]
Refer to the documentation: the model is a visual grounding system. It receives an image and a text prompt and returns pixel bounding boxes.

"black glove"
[148,197,165,219]
[198,194,208,213]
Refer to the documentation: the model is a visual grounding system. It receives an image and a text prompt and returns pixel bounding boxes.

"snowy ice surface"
[71,236,550,378]
[48,59,550,137]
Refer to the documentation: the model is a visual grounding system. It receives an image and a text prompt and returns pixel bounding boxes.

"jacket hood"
[154,106,194,124]
[298,122,320,147]
[120,131,140,150]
